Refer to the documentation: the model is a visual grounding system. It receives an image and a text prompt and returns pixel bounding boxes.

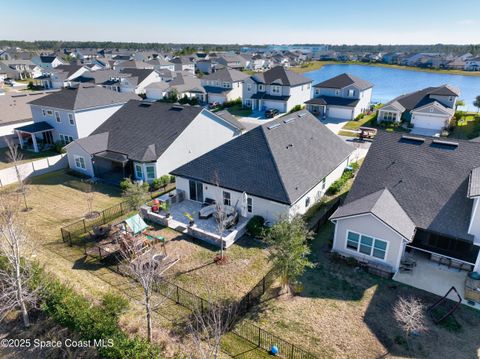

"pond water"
[304,64,480,111]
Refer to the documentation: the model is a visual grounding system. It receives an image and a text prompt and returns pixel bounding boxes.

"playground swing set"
[427,286,462,324]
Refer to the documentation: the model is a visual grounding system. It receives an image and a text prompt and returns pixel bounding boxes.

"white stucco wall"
[332,214,407,272]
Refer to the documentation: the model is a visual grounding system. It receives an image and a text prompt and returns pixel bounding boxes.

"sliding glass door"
[189,180,204,202]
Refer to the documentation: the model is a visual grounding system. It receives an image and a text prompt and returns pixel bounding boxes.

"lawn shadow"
[72,255,107,271]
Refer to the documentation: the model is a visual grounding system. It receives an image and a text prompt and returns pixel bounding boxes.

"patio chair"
[199,205,215,219]
[202,198,216,207]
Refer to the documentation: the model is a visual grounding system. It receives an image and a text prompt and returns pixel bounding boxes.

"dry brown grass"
[241,223,480,359]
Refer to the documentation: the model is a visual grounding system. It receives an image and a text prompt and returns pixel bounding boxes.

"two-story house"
[146,58,175,72]
[201,68,248,104]
[118,69,163,94]
[243,66,312,113]
[14,85,136,152]
[377,85,459,133]
[305,73,373,120]
[216,54,247,70]
[170,57,195,74]
[31,55,66,69]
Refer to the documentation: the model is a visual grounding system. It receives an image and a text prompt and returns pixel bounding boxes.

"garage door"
[263,100,286,112]
[412,114,445,130]
[328,106,353,120]
[208,94,227,104]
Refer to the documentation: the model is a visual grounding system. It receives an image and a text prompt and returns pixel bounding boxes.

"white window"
[272,85,281,94]
[223,82,230,88]
[247,197,253,213]
[60,134,73,144]
[345,230,388,261]
[55,111,61,122]
[305,197,311,208]
[448,96,453,102]
[223,191,231,206]
[68,113,75,125]
[74,155,86,170]
[258,84,264,91]
[145,165,155,180]
[315,89,320,96]
[134,164,143,179]
[322,178,326,190]
[42,109,46,117]
[348,89,355,97]
[247,84,252,91]
[335,90,340,96]
[46,110,53,116]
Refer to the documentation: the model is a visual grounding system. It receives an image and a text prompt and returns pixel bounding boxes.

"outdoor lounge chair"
[199,205,216,219]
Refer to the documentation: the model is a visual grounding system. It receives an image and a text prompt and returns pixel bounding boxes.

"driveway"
[235,110,283,131]
[320,117,349,134]
[410,127,440,137]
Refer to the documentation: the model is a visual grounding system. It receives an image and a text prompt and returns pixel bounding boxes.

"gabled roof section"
[429,84,460,97]
[251,66,311,86]
[338,131,480,242]
[89,100,204,162]
[331,188,416,240]
[27,85,137,110]
[412,100,453,115]
[172,110,353,204]
[385,85,460,112]
[202,68,249,83]
[119,68,156,84]
[314,73,373,90]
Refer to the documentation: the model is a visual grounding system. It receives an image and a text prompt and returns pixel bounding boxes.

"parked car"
[4,79,15,86]
[209,101,220,109]
[265,108,279,118]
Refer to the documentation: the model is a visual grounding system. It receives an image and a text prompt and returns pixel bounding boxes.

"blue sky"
[2,0,479,44]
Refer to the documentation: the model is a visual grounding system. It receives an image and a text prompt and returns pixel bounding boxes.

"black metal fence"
[233,322,317,359]
[60,201,134,246]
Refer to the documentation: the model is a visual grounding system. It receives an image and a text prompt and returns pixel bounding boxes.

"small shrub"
[288,104,304,113]
[151,178,161,191]
[246,215,265,237]
[169,175,176,183]
[27,81,34,90]
[326,170,353,195]
[119,178,132,191]
[53,141,65,154]
[355,113,365,121]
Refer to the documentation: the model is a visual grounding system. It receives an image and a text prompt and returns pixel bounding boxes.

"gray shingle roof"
[202,68,249,83]
[468,167,480,198]
[27,85,137,110]
[251,66,311,86]
[335,131,480,242]
[172,110,353,204]
[305,96,359,108]
[119,68,156,84]
[331,188,416,240]
[313,73,373,90]
[384,85,459,112]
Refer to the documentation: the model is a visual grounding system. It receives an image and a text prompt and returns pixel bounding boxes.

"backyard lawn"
[0,147,59,170]
[450,113,480,140]
[240,223,480,359]
[224,103,253,117]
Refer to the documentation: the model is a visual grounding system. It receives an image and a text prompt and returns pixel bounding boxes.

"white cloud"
[457,19,475,25]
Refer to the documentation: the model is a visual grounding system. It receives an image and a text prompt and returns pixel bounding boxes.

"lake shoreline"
[291,61,480,77]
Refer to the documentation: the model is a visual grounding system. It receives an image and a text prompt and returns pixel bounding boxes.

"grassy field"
[450,113,480,140]
[0,148,59,170]
[290,60,480,76]
[240,223,480,359]
[227,103,253,117]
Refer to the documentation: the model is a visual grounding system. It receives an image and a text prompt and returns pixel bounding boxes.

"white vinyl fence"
[0,154,68,187]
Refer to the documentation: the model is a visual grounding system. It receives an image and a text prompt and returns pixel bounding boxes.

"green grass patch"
[450,113,480,139]
[227,103,253,117]
[341,113,377,131]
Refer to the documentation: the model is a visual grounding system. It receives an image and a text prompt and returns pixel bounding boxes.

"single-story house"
[65,100,244,183]
[330,131,480,280]
[171,110,353,224]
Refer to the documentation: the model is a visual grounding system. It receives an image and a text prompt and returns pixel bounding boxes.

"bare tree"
[187,298,238,359]
[393,296,427,348]
[84,181,96,218]
[0,193,38,327]
[118,239,170,343]
[5,138,29,211]
[212,172,228,262]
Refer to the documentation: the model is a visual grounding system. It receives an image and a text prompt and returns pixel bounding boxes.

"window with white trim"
[42,109,46,117]
[348,89,355,97]
[46,110,53,116]
[335,90,340,96]
[272,85,281,94]
[134,164,143,179]
[74,155,86,170]
[247,84,252,91]
[60,134,73,144]
[55,111,61,122]
[68,113,75,125]
[145,165,155,180]
[258,84,264,91]
[321,178,326,190]
[223,191,231,206]
[315,88,320,96]
[247,197,252,213]
[305,197,311,208]
[345,230,388,260]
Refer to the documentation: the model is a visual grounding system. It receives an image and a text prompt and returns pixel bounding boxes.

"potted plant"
[161,201,171,218]
[151,199,160,213]
[184,212,194,227]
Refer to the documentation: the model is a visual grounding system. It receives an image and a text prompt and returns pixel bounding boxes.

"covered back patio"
[92,151,131,184]
[394,229,479,308]
[15,121,55,152]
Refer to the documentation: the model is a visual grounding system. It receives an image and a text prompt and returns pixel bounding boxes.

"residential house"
[216,54,247,70]
[0,60,42,80]
[201,68,248,104]
[305,73,373,120]
[15,85,136,152]
[65,100,244,183]
[465,57,480,71]
[171,110,353,225]
[145,73,206,102]
[118,68,162,94]
[35,64,90,89]
[146,58,175,72]
[170,57,195,73]
[330,131,480,300]
[114,60,154,71]
[377,85,459,132]
[31,55,66,69]
[243,66,312,113]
